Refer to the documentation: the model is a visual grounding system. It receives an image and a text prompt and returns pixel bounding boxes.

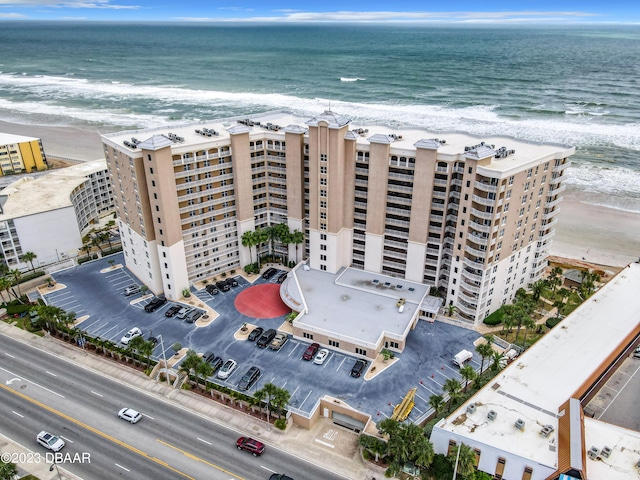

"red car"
[302,342,320,361]
[236,436,265,456]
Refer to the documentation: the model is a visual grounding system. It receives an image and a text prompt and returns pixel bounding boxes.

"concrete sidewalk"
[0,321,384,480]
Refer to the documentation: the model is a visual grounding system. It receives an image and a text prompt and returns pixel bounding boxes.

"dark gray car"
[237,366,260,391]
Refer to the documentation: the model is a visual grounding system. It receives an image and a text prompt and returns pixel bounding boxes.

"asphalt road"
[0,333,348,480]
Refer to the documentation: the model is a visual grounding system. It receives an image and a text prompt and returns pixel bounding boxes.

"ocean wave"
[340,77,366,82]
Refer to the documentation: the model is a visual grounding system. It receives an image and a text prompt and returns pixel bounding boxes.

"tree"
[443,378,462,411]
[253,227,269,268]
[195,360,213,390]
[459,365,477,393]
[241,230,256,265]
[254,382,291,426]
[428,394,444,416]
[179,350,202,385]
[9,269,23,301]
[82,243,92,260]
[0,459,18,480]
[377,418,401,437]
[358,434,388,463]
[521,317,536,347]
[530,279,547,303]
[138,339,155,369]
[446,303,458,317]
[491,351,505,372]
[91,234,104,255]
[476,341,494,376]
[101,230,113,250]
[548,266,563,293]
[21,251,37,272]
[0,277,10,304]
[451,443,477,480]
[290,229,304,262]
[128,336,146,365]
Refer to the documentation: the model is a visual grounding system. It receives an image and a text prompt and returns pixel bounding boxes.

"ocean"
[1,22,639,211]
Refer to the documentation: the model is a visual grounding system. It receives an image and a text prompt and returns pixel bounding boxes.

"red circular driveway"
[234,284,290,319]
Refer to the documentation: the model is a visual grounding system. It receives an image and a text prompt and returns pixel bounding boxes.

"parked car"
[269,333,288,351]
[217,359,238,379]
[236,436,265,456]
[277,273,287,284]
[120,327,142,345]
[257,328,277,348]
[350,359,367,378]
[248,326,264,342]
[228,277,239,287]
[36,431,65,452]
[123,285,141,296]
[237,366,260,391]
[313,348,329,365]
[176,306,194,319]
[144,295,166,312]
[262,267,277,279]
[118,407,142,424]
[302,342,320,361]
[205,284,219,295]
[164,304,181,317]
[147,336,158,347]
[187,310,203,323]
[216,280,231,292]
[270,474,294,480]
[210,356,224,372]
[202,351,216,363]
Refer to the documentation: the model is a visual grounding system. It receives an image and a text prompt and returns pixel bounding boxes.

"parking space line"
[299,390,313,409]
[427,375,444,388]
[415,392,429,404]
[289,386,300,399]
[336,357,346,371]
[288,343,301,357]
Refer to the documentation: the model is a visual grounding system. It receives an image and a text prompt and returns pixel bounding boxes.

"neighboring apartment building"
[430,261,640,480]
[0,133,48,177]
[0,160,114,270]
[101,112,573,324]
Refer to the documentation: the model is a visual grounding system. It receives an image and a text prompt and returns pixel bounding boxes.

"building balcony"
[465,245,488,257]
[548,184,566,195]
[460,281,482,295]
[458,290,480,305]
[385,228,409,238]
[434,178,448,186]
[461,268,484,283]
[448,190,460,199]
[472,194,496,207]
[474,181,498,193]
[430,213,444,223]
[451,178,463,187]
[387,183,413,194]
[463,257,486,271]
[386,206,412,217]
[386,218,410,228]
[542,208,560,221]
[388,171,414,181]
[538,230,555,243]
[541,217,558,230]
[467,233,489,246]
[385,250,408,261]
[436,166,448,173]
[456,302,478,317]
[546,196,563,208]
[553,160,571,172]
[382,258,405,269]
[385,239,408,249]
[425,257,439,267]
[470,208,494,220]
[446,214,458,223]
[433,190,447,199]
[426,247,440,256]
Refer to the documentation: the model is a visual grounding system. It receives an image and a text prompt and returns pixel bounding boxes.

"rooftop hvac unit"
[466,404,476,415]
[588,446,600,460]
[487,410,497,421]
[636,458,640,468]
[601,446,612,458]
[540,425,554,438]
[514,419,525,431]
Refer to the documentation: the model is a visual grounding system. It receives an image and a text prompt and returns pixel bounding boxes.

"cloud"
[0,12,26,17]
[0,0,140,9]
[175,10,600,24]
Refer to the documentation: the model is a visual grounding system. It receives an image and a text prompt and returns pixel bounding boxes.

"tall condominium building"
[0,133,48,176]
[102,112,573,325]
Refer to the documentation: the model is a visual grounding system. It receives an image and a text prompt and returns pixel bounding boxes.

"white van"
[453,349,473,367]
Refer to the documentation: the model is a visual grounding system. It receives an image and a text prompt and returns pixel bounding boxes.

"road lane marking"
[115,463,130,472]
[5,353,15,358]
[91,391,103,397]
[157,439,244,479]
[260,465,277,473]
[0,367,64,398]
[60,436,73,443]
[143,413,155,420]
[0,383,193,480]
[12,411,24,418]
[197,438,212,445]
[46,371,57,377]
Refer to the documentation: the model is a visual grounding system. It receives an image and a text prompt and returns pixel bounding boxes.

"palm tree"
[451,443,477,479]
[91,234,104,255]
[0,276,11,304]
[254,382,290,426]
[521,317,536,347]
[291,229,304,263]
[459,365,477,393]
[491,351,506,372]
[530,279,547,303]
[139,340,155,369]
[413,434,435,471]
[128,335,146,366]
[476,341,493,375]
[241,230,256,265]
[428,394,444,416]
[195,360,213,390]
[443,378,462,412]
[179,350,202,386]
[377,418,400,437]
[447,303,458,317]
[358,434,388,463]
[9,269,23,302]
[21,251,37,272]
[101,231,113,250]
[0,458,18,479]
[253,227,269,268]
[81,243,92,260]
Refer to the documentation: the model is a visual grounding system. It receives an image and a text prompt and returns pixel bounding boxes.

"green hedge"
[546,318,561,329]
[483,307,505,325]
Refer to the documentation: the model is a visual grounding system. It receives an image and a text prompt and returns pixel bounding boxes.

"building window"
[320,254,326,261]
[320,189,327,197]
[320,264,327,271]
[320,244,327,251]
[320,154,327,162]
[320,166,327,174]
[320,234,327,240]
[329,340,339,347]
[303,333,314,340]
[355,347,367,355]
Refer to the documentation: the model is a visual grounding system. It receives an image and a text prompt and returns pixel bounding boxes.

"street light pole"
[452,441,462,480]
[49,463,62,480]
[156,335,171,387]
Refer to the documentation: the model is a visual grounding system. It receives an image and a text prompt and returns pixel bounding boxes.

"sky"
[0,1,638,23]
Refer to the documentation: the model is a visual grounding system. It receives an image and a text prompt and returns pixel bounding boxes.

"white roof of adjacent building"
[0,132,40,145]
[102,111,574,173]
[435,262,640,478]
[0,160,106,220]
[284,266,432,348]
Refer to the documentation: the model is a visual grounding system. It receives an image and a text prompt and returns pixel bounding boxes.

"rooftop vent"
[430,138,447,144]
[384,282,391,287]
[408,287,415,292]
[494,146,516,159]
[514,419,525,431]
[389,134,403,141]
[487,410,497,421]
[353,128,368,136]
[167,133,184,143]
[238,118,260,127]
[195,128,219,137]
[636,458,640,468]
[588,446,600,460]
[466,404,476,415]
[600,446,612,459]
[464,141,495,152]
[540,425,554,438]
[372,279,379,284]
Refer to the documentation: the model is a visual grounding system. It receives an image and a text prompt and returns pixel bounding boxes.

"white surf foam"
[340,77,366,82]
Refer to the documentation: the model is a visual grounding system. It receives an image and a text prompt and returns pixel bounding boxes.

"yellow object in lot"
[392,387,416,422]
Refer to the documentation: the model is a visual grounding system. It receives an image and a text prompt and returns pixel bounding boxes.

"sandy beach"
[2,120,638,268]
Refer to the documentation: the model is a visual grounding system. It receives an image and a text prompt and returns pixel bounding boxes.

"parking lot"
[45,254,482,421]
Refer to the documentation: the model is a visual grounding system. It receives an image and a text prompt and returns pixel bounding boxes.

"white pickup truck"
[453,349,473,367]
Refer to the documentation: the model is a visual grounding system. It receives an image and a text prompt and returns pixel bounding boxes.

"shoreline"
[1,119,638,268]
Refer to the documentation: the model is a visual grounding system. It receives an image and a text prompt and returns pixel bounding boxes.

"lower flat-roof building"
[0,132,48,176]
[430,261,640,480]
[101,111,574,327]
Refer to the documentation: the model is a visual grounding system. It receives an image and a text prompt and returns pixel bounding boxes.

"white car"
[118,408,142,424]
[37,431,65,452]
[313,348,330,365]
[217,359,238,379]
[120,327,142,345]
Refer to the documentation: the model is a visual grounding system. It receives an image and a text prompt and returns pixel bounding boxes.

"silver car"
[217,359,238,379]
